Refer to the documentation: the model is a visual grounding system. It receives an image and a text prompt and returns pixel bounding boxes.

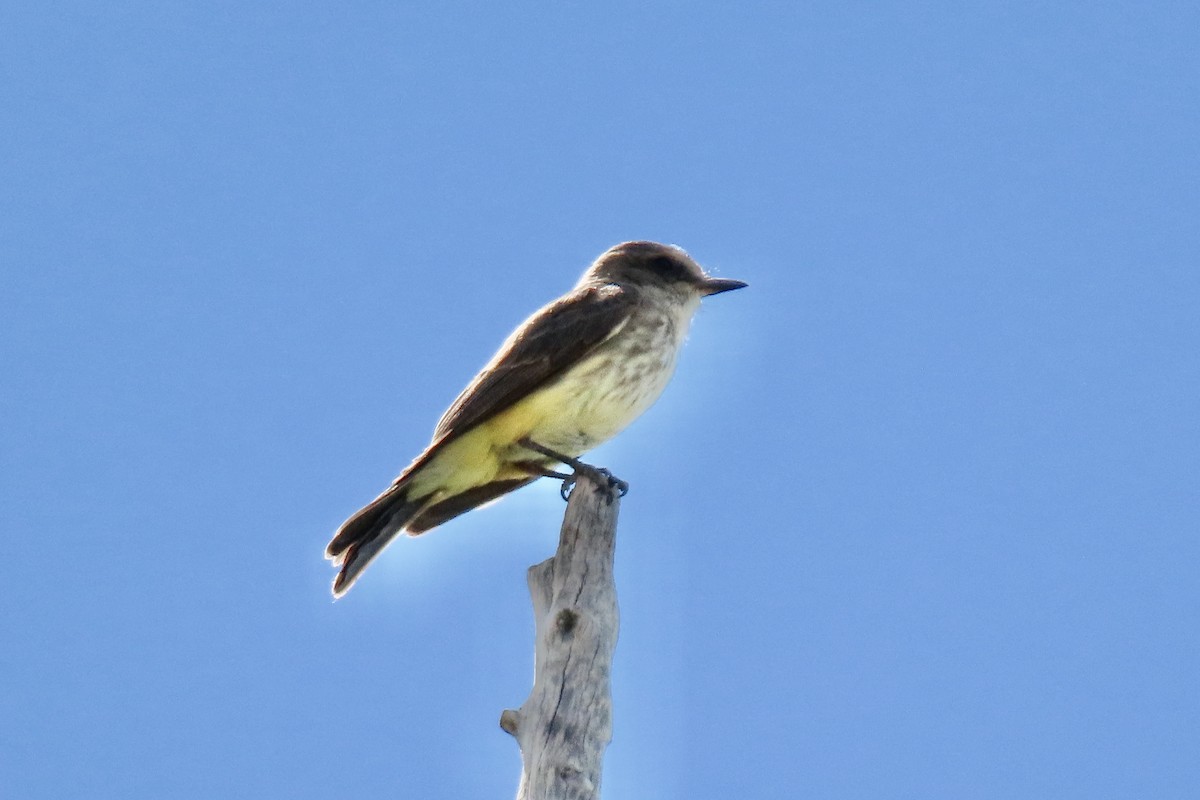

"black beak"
[700,277,749,297]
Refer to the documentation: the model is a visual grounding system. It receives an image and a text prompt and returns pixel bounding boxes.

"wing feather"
[432,283,633,440]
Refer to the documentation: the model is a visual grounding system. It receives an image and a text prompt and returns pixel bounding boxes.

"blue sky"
[2,2,1198,797]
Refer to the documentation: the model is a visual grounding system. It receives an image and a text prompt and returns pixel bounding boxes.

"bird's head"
[583,241,748,297]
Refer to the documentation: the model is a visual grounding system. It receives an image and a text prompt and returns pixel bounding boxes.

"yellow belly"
[407,290,696,498]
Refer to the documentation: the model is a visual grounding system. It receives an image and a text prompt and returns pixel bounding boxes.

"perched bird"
[326,241,746,597]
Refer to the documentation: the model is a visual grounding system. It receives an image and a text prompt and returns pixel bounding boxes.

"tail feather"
[327,485,433,598]
[327,476,542,597]
[406,478,535,534]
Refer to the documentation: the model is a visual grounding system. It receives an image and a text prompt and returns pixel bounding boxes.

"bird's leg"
[511,461,574,481]
[512,457,581,500]
[517,437,630,500]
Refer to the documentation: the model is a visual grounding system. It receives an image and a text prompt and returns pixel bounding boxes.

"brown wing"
[373,283,633,495]
[431,283,634,441]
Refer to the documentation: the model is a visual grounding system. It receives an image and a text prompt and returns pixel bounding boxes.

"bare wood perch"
[500,471,622,800]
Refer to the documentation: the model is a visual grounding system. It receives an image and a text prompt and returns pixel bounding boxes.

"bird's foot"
[518,437,629,502]
[558,466,629,501]
[596,468,630,498]
[559,475,575,501]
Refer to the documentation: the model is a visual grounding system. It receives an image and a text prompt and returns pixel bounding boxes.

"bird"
[326,241,746,597]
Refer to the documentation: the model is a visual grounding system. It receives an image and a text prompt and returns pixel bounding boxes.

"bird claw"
[519,438,628,502]
[559,467,628,501]
[598,468,630,497]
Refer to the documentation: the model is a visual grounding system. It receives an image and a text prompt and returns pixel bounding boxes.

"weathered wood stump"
[500,471,622,800]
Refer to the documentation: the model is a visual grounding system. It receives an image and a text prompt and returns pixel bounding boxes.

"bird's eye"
[647,256,689,281]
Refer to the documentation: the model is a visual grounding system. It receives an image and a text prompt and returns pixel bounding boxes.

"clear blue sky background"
[2,2,1197,798]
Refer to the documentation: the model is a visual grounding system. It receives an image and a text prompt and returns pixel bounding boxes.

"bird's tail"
[325,484,434,598]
